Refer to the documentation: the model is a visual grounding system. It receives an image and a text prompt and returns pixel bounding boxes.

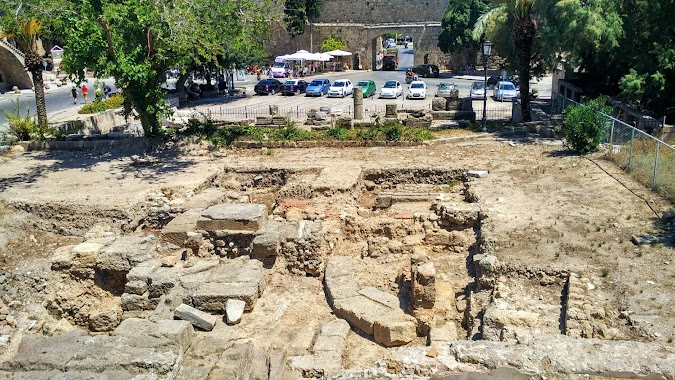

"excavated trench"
[0,165,656,379]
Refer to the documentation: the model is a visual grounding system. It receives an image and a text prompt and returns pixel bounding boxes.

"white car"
[493,81,519,102]
[407,81,427,99]
[379,80,402,99]
[327,79,353,98]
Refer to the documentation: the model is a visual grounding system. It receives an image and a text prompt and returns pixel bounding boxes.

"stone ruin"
[0,166,674,379]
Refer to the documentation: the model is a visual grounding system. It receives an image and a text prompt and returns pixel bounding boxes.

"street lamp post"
[481,40,492,133]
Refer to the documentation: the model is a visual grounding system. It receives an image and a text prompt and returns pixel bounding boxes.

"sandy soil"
[0,135,673,375]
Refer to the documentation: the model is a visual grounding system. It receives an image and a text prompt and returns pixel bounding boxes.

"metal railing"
[196,102,436,122]
[0,38,25,59]
[552,92,675,203]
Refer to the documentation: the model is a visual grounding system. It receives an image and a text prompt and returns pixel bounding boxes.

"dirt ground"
[0,133,673,377]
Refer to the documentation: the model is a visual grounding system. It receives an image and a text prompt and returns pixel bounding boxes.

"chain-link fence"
[552,93,675,203]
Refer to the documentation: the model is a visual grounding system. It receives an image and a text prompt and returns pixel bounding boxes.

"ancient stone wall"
[267,0,448,70]
[314,0,447,23]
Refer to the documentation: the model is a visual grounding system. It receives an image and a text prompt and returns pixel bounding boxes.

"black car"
[412,64,439,78]
[254,79,283,95]
[280,79,308,95]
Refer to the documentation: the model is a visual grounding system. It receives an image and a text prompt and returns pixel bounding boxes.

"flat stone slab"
[290,319,350,378]
[174,303,217,331]
[161,208,204,246]
[0,324,185,377]
[325,257,417,347]
[196,203,267,232]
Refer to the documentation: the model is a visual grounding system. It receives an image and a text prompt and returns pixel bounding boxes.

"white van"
[271,61,290,78]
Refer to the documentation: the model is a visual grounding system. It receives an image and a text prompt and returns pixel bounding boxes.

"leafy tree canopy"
[284,0,323,36]
[438,0,490,55]
[320,35,344,53]
[9,0,277,136]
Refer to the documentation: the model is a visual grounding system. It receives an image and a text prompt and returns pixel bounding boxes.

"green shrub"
[326,126,349,140]
[1,99,55,141]
[78,94,124,114]
[274,119,314,141]
[355,127,379,141]
[382,122,403,141]
[104,94,124,109]
[561,98,611,154]
[184,114,219,136]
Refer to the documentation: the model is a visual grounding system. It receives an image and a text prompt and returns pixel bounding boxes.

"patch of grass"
[326,126,349,140]
[601,268,609,277]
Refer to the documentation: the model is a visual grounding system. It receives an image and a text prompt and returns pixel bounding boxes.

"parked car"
[379,80,402,99]
[493,81,519,102]
[412,64,439,78]
[280,79,308,95]
[407,81,427,99]
[354,80,376,98]
[487,75,517,89]
[305,78,331,97]
[435,82,457,98]
[327,79,354,98]
[469,81,486,100]
[254,79,283,95]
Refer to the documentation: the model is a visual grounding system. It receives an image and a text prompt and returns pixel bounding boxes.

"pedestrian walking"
[70,86,78,104]
[81,84,89,104]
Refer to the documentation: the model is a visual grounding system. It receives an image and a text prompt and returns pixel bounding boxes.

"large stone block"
[373,313,417,347]
[196,203,267,232]
[161,208,204,246]
[190,282,260,312]
[251,229,281,257]
[113,318,194,352]
[174,303,217,331]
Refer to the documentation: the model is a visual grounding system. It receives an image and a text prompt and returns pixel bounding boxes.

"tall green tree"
[614,1,675,117]
[284,0,323,36]
[26,0,276,136]
[438,0,490,68]
[1,13,48,128]
[472,0,622,122]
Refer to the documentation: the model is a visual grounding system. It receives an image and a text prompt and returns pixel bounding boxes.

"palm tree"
[2,19,48,128]
[474,0,537,122]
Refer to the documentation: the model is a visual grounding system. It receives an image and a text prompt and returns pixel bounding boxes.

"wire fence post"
[608,119,615,157]
[245,106,248,119]
[628,128,635,171]
[652,141,660,187]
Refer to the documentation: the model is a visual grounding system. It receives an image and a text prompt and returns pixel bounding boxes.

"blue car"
[305,78,330,97]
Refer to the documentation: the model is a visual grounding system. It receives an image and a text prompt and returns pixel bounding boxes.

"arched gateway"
[269,0,448,70]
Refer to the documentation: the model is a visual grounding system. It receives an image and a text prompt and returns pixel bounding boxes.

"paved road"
[0,79,119,133]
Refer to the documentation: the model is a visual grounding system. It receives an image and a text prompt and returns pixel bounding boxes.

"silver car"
[435,82,457,98]
[470,81,486,100]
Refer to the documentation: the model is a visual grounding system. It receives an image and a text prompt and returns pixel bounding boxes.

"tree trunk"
[24,51,48,129]
[31,67,47,128]
[512,14,536,123]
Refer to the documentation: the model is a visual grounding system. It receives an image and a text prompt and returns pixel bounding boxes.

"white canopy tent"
[323,49,352,57]
[313,53,334,61]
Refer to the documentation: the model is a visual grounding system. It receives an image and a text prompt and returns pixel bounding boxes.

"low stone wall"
[18,137,152,151]
[52,108,129,136]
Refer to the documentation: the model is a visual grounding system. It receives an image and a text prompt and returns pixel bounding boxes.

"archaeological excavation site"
[0,140,673,379]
